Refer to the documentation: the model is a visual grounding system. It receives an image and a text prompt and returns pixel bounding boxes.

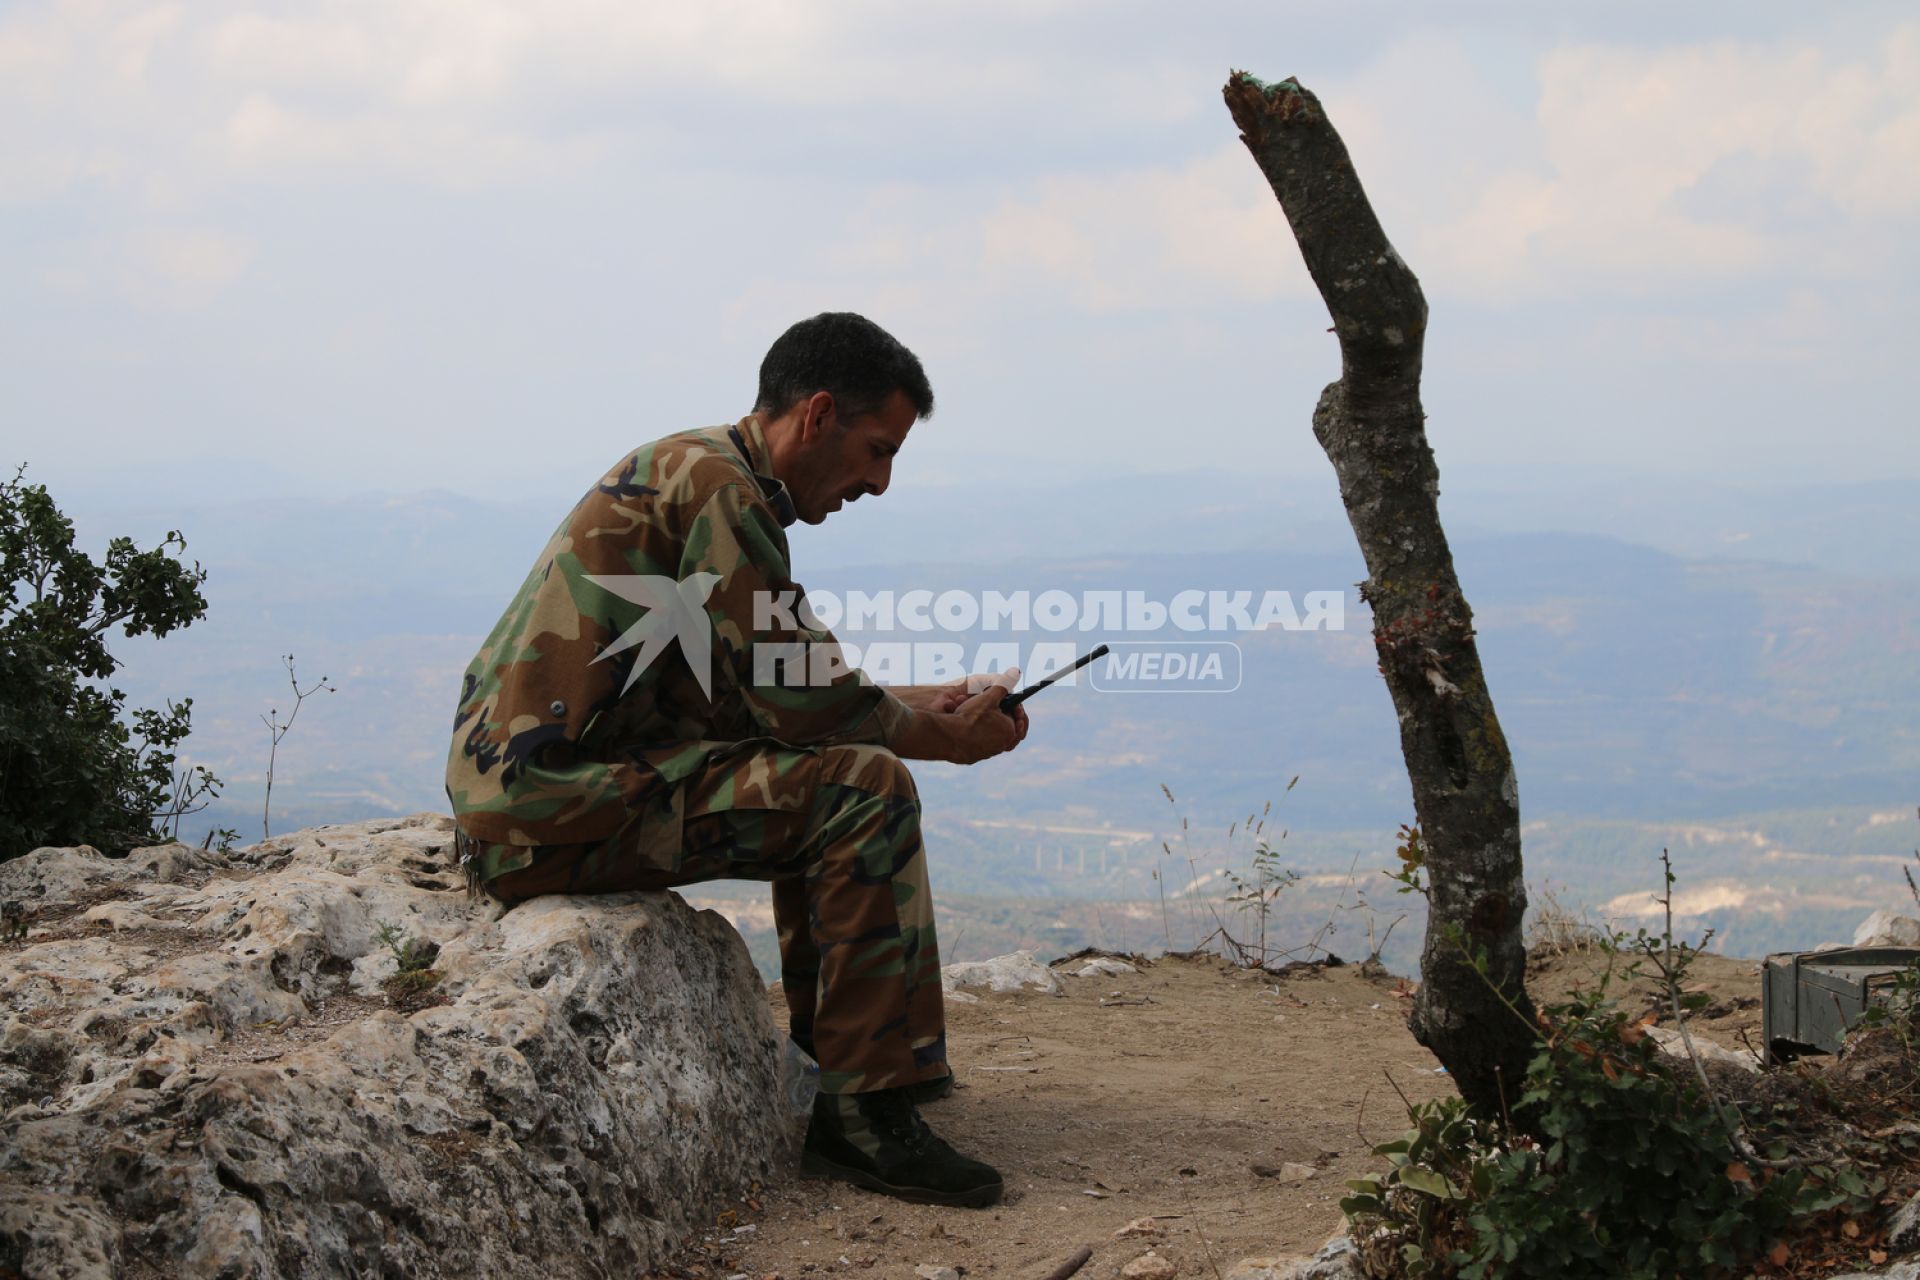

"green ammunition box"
[1761,946,1920,1064]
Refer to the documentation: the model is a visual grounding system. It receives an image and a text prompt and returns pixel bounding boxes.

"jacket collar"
[729,414,797,528]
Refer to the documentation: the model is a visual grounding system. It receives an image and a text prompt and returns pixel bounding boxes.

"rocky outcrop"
[1853,910,1920,948]
[0,815,784,1279]
[940,950,1063,996]
[1225,1235,1365,1280]
[1646,1025,1761,1073]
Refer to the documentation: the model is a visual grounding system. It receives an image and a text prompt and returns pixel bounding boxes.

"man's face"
[788,388,916,525]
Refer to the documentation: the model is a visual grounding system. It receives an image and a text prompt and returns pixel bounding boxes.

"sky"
[3,1,1917,507]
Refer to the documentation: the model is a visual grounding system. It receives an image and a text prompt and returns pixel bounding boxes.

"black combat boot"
[908,1070,956,1104]
[802,1087,1003,1207]
[790,1036,953,1105]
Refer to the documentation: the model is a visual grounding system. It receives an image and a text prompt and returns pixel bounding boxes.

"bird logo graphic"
[585,573,725,697]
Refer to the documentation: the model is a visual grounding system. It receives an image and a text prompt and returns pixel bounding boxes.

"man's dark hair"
[754,312,934,422]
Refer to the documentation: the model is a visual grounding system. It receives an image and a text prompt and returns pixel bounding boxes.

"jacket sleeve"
[683,482,910,747]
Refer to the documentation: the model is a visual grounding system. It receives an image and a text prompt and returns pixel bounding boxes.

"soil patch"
[666,955,1454,1278]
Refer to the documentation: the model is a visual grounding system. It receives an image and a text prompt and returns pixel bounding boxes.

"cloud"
[2,1,1916,494]
[1341,26,1920,302]
[977,147,1311,313]
[724,23,1920,327]
[718,143,1316,333]
[0,0,1200,199]
[0,2,191,205]
[40,228,255,311]
[219,92,608,188]
[10,3,1910,311]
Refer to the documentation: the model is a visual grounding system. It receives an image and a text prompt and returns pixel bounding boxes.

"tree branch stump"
[1222,71,1534,1118]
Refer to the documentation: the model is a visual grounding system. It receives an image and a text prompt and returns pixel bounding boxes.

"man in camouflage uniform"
[446,312,1025,1207]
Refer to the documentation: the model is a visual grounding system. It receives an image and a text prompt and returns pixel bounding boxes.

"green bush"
[1342,940,1853,1279]
[0,467,215,858]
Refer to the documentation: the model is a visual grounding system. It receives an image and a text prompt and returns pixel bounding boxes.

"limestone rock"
[1646,1025,1761,1073]
[1830,1264,1920,1280]
[0,814,784,1278]
[1068,957,1138,978]
[1277,1235,1365,1280]
[1889,1188,1920,1252]
[1854,910,1920,948]
[1121,1252,1178,1280]
[1225,1258,1307,1280]
[941,950,1064,996]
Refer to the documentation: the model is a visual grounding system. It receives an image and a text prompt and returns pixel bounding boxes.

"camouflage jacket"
[445,414,910,880]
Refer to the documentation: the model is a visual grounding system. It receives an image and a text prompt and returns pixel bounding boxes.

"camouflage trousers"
[484,742,948,1095]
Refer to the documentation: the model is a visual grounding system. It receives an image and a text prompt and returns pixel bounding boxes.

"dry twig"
[1038,1244,1093,1280]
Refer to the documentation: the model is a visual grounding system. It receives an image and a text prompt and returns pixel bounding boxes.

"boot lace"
[869,1088,938,1155]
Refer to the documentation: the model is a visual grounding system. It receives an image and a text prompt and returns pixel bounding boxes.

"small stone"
[1825,1266,1920,1280]
[1114,1216,1162,1239]
[1290,1235,1367,1280]
[1645,1026,1760,1073]
[1121,1253,1178,1280]
[1251,1161,1316,1183]
[1888,1189,1920,1251]
[941,951,1065,996]
[1225,1260,1305,1280]
[1070,957,1138,978]
[914,1267,960,1280]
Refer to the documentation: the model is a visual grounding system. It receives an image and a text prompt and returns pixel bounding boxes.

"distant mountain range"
[61,469,1916,947]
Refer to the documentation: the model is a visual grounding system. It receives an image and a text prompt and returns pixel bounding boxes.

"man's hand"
[888,669,1027,764]
[890,681,963,713]
[925,671,1021,740]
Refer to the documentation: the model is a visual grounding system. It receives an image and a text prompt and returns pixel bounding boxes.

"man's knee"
[808,746,926,885]
[818,743,919,804]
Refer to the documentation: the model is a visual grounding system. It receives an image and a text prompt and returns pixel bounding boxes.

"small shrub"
[373,920,444,1007]
[1345,852,1877,1279]
[1157,776,1357,968]
[1524,881,1604,960]
[1346,975,1818,1278]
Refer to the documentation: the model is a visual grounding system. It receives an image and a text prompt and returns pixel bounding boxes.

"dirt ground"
[658,947,1769,1280]
[1524,942,1766,1050]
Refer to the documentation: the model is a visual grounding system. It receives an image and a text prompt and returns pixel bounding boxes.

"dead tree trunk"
[1223,72,1534,1118]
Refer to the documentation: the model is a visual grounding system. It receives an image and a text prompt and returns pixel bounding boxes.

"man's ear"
[799,390,835,442]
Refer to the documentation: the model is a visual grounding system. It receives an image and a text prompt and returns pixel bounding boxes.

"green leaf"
[1397,1166,1462,1200]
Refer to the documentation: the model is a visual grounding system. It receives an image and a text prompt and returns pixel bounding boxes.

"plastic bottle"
[780,1038,820,1116]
